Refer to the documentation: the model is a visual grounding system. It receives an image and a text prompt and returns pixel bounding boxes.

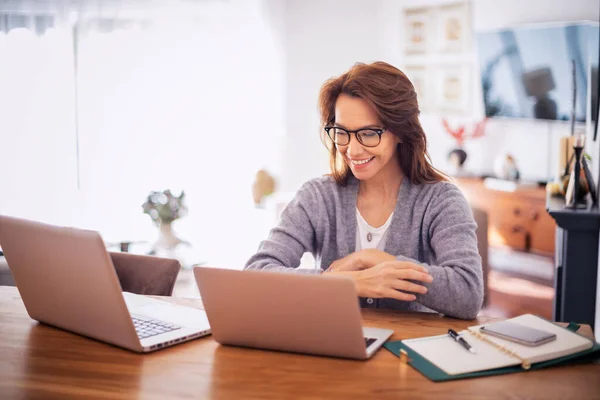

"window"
[0,1,284,267]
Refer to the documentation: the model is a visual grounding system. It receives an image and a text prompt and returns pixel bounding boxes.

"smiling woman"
[319,62,446,187]
[245,62,484,320]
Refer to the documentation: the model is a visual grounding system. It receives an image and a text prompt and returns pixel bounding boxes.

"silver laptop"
[0,215,211,353]
[194,267,393,360]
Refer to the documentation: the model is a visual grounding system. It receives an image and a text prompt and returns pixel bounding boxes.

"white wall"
[277,0,390,191]
[275,0,600,189]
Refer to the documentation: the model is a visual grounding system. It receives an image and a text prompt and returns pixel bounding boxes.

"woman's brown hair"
[318,61,447,186]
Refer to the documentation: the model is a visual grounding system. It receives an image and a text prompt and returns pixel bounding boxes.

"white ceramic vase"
[152,222,187,257]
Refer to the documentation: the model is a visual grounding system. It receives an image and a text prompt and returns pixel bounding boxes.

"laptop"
[194,266,393,360]
[0,215,211,353]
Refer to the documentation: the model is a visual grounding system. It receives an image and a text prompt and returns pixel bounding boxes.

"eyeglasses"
[324,126,386,148]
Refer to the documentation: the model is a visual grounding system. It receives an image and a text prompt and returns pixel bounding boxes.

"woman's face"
[333,94,400,182]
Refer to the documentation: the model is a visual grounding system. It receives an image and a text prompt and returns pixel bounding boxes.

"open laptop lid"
[194,267,370,359]
[0,215,140,351]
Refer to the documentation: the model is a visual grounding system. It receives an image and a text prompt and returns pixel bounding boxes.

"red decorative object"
[442,118,487,146]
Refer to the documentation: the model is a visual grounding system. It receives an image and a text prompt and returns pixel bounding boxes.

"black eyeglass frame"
[324,125,386,148]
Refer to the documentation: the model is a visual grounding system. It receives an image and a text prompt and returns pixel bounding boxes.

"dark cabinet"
[548,199,600,330]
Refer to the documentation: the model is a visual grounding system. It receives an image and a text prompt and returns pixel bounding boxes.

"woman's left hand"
[327,252,365,272]
[355,249,396,269]
[327,249,396,273]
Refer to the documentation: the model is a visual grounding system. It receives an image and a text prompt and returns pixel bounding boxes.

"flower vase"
[447,148,468,176]
[151,222,186,258]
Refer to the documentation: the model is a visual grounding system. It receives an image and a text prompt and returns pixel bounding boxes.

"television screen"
[476,22,599,122]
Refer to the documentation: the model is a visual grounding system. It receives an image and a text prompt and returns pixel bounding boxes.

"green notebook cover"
[384,323,600,382]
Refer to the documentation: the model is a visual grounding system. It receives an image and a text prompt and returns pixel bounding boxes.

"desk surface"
[1,286,599,399]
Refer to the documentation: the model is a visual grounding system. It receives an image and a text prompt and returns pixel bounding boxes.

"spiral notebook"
[385,314,600,381]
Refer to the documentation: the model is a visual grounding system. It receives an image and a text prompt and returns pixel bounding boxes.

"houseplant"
[142,190,189,256]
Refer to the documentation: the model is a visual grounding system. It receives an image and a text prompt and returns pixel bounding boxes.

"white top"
[355,208,394,251]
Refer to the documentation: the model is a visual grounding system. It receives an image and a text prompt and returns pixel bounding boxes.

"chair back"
[110,252,180,296]
[471,207,489,306]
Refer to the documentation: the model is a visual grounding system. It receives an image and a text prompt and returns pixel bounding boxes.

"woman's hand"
[355,249,396,268]
[327,249,395,273]
[354,261,433,301]
[326,252,366,272]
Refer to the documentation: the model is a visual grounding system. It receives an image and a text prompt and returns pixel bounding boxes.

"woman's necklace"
[357,208,379,243]
[357,195,396,244]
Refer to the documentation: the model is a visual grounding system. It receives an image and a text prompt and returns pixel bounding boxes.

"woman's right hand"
[353,261,433,301]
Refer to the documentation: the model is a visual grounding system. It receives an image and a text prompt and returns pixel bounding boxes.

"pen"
[448,329,476,354]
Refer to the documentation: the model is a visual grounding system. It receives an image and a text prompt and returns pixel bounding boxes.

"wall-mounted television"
[476,21,599,123]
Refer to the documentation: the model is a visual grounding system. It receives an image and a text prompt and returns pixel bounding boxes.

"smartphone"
[480,321,557,347]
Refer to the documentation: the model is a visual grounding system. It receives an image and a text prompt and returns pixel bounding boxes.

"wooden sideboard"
[454,177,555,256]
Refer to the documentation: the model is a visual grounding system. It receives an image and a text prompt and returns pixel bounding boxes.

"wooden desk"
[1,286,598,399]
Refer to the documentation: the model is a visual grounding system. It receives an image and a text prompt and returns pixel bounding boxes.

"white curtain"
[0,1,284,267]
[0,14,79,225]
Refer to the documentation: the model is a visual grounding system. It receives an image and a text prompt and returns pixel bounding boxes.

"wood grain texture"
[1,286,598,400]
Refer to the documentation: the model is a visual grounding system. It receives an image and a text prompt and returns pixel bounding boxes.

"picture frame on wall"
[437,3,470,53]
[404,8,431,54]
[435,65,470,113]
[404,66,431,111]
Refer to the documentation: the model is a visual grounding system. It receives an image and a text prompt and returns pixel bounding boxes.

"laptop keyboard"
[365,337,377,347]
[132,316,182,339]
